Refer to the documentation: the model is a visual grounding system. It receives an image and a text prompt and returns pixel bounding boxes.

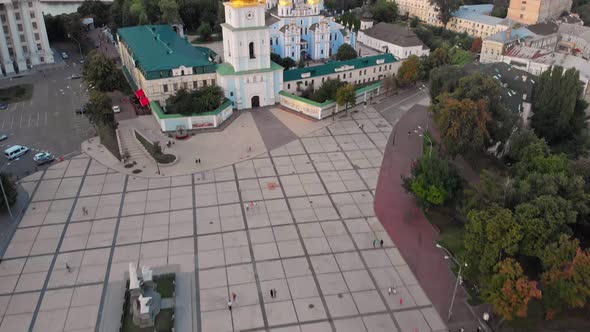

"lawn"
[0,84,33,104]
[154,274,175,298]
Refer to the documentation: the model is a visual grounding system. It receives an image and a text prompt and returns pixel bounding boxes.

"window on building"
[349,73,352,78]
[28,2,32,7]
[212,79,215,86]
[40,56,43,62]
[287,83,290,89]
[36,43,41,50]
[183,82,188,89]
[20,35,25,42]
[270,38,273,45]
[322,77,325,83]
[230,91,234,97]
[203,80,208,87]
[193,81,198,89]
[304,81,308,86]
[17,24,22,32]
[0,15,5,22]
[173,83,178,90]
[15,13,20,20]
[2,26,7,34]
[30,11,34,18]
[291,52,294,57]
[32,22,37,29]
[180,70,184,76]
[163,84,169,92]
[249,42,255,59]
[34,33,39,40]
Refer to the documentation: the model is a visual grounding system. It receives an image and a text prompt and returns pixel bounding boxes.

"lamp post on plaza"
[436,243,467,322]
[414,126,432,157]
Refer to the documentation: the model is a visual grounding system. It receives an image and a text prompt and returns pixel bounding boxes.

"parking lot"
[0,43,95,179]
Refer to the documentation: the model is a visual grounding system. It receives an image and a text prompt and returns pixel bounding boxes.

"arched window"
[249,42,255,59]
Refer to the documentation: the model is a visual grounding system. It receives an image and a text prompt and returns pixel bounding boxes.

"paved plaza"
[0,103,446,332]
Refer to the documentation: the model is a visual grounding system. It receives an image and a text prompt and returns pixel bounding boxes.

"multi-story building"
[357,22,429,59]
[282,53,400,94]
[118,25,218,106]
[507,0,572,25]
[448,5,509,38]
[395,0,439,25]
[266,0,354,62]
[0,0,53,76]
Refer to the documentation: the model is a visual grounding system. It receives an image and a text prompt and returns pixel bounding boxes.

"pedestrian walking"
[372,239,377,248]
[380,239,384,248]
[228,300,233,311]
[232,292,237,303]
[248,147,252,152]
[270,289,274,298]
[66,263,71,272]
[408,131,411,135]
[399,298,403,306]
[388,287,392,296]
[195,158,198,164]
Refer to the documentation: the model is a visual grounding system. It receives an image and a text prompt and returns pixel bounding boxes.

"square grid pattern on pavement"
[0,108,446,332]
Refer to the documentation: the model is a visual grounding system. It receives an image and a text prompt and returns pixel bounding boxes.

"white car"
[4,145,29,160]
[61,52,69,59]
[112,105,121,113]
[33,152,55,165]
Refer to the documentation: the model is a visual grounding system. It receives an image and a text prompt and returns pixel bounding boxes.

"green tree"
[506,128,542,163]
[130,0,148,24]
[449,46,474,65]
[165,86,224,115]
[335,84,356,114]
[470,37,483,53]
[282,57,296,69]
[0,173,17,212]
[463,169,506,213]
[77,0,111,27]
[515,195,577,257]
[397,55,423,86]
[433,96,490,157]
[335,44,357,61]
[402,153,464,209]
[82,51,123,91]
[197,22,212,42]
[428,64,463,102]
[429,0,461,27]
[84,90,115,128]
[159,0,180,23]
[541,235,590,319]
[370,0,398,23]
[484,258,542,321]
[383,75,398,96]
[464,207,523,278]
[311,79,344,103]
[531,66,585,145]
[410,15,419,28]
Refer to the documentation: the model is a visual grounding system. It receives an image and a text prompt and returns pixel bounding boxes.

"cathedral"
[265,0,356,61]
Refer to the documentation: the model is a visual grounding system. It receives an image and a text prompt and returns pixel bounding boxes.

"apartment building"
[448,5,508,38]
[357,22,430,59]
[507,0,572,24]
[0,0,53,75]
[395,0,439,25]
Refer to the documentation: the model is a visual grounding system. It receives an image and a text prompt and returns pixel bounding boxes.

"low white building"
[117,25,218,107]
[357,22,429,59]
[282,53,400,94]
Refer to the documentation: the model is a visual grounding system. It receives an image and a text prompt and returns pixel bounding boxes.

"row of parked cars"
[4,144,54,164]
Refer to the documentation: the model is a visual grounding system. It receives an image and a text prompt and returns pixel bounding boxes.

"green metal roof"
[283,54,398,82]
[118,25,216,76]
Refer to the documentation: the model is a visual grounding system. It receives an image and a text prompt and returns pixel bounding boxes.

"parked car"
[33,152,55,165]
[61,52,69,59]
[112,105,121,113]
[0,103,8,110]
[70,74,82,79]
[75,108,86,114]
[4,145,29,160]
[0,133,7,141]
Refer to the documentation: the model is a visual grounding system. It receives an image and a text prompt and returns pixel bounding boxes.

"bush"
[309,79,345,103]
[165,85,224,115]
[135,131,176,164]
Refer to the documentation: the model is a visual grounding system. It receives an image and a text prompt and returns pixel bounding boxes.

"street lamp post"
[436,243,468,321]
[68,34,82,59]
[414,126,433,157]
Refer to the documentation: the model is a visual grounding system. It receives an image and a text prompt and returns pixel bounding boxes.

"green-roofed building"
[281,53,400,94]
[117,24,218,106]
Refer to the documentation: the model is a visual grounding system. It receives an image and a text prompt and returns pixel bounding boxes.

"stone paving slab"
[0,106,447,332]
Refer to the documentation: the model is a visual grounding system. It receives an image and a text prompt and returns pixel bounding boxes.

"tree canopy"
[397,55,424,86]
[370,0,398,23]
[335,44,357,61]
[335,84,356,110]
[165,85,225,115]
[82,51,124,92]
[429,0,462,27]
[310,79,345,103]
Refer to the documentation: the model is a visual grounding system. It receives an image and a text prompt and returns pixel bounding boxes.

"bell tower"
[222,0,270,72]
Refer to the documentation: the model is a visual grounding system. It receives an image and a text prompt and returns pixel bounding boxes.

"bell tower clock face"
[246,10,254,20]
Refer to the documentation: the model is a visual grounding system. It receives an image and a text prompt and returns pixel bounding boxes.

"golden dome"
[307,0,320,4]
[230,0,261,7]
[279,0,292,5]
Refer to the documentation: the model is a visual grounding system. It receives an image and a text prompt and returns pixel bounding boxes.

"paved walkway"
[374,105,481,331]
[0,105,447,332]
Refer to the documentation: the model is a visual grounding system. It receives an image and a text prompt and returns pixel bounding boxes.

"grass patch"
[0,84,33,103]
[154,274,175,298]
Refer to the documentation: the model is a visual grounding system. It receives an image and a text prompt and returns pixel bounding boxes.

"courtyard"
[0,88,448,331]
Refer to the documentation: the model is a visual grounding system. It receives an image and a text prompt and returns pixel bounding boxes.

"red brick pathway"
[374,105,480,330]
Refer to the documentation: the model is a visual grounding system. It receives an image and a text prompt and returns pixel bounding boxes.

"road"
[0,42,94,179]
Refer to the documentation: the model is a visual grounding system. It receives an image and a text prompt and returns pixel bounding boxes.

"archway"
[251,96,260,108]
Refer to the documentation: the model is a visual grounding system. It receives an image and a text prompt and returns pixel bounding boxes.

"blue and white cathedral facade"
[265,0,356,61]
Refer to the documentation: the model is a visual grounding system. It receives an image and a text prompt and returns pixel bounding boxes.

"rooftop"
[362,22,426,48]
[504,45,590,80]
[283,53,397,82]
[487,26,536,43]
[118,25,216,73]
[526,22,559,36]
[452,5,503,26]
[464,62,536,113]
